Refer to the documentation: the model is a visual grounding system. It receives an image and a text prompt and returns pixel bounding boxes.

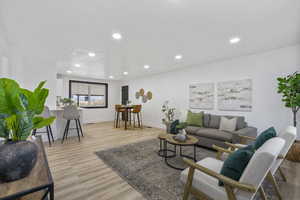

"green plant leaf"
[20,81,49,115]
[33,116,55,129]
[0,78,25,115]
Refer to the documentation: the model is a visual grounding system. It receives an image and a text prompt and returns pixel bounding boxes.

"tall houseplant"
[0,78,55,182]
[277,72,300,127]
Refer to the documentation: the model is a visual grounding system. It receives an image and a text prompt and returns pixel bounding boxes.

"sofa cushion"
[203,113,210,128]
[225,115,246,130]
[185,126,201,135]
[219,117,237,132]
[195,128,233,141]
[186,111,204,127]
[208,115,246,130]
[208,115,221,129]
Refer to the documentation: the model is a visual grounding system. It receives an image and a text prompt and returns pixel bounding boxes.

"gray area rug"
[96,139,281,200]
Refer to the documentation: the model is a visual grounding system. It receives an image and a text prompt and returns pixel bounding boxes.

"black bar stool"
[61,105,84,144]
[33,106,55,146]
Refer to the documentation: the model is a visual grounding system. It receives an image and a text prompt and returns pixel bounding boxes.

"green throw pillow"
[219,145,254,186]
[186,111,203,127]
[253,127,277,150]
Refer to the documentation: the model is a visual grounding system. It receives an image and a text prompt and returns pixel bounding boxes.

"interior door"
[121,85,129,105]
[121,86,129,120]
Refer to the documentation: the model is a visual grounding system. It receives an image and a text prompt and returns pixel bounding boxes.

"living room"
[0,0,300,200]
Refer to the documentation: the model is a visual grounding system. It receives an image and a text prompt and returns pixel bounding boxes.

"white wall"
[59,75,122,124]
[124,45,300,136]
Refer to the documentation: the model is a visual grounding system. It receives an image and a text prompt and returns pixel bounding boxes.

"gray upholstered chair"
[62,105,83,144]
[181,137,285,200]
[33,106,55,146]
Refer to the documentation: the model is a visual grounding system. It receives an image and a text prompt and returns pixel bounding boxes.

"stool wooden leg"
[137,113,141,128]
[116,112,120,128]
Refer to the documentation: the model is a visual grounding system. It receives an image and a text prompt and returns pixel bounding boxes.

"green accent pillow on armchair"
[254,127,277,150]
[186,111,204,127]
[219,145,254,186]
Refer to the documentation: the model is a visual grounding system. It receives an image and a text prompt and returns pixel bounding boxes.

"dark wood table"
[121,105,134,130]
[0,136,54,200]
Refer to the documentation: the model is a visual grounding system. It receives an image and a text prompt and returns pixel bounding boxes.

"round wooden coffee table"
[164,134,199,170]
[157,133,176,158]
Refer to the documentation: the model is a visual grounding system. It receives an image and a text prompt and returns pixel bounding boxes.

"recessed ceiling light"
[109,75,114,79]
[123,71,128,75]
[112,32,122,40]
[88,52,96,57]
[175,54,183,60]
[66,70,72,74]
[74,63,80,67]
[144,65,150,69]
[229,37,241,44]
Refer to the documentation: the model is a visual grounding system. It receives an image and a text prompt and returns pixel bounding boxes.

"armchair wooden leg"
[216,151,223,160]
[267,171,282,200]
[259,186,267,200]
[183,167,195,200]
[278,166,287,182]
[224,184,237,200]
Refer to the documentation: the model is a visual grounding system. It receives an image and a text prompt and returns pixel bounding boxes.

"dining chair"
[114,105,125,128]
[32,106,55,146]
[181,137,286,200]
[61,105,83,144]
[131,105,142,128]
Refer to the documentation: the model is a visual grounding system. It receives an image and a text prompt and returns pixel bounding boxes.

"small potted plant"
[0,78,55,182]
[60,98,75,107]
[161,101,176,133]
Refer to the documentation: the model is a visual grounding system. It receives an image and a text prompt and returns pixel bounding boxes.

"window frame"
[69,80,108,109]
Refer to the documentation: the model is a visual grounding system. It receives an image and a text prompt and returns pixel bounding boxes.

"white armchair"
[214,126,297,199]
[180,137,286,200]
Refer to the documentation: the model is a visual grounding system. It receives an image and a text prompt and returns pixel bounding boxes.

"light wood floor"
[45,122,300,200]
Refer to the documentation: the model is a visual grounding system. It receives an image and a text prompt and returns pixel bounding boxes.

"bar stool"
[114,105,125,128]
[33,106,55,146]
[61,105,83,144]
[131,105,142,128]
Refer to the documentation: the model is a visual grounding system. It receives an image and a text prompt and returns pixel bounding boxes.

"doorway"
[121,85,129,105]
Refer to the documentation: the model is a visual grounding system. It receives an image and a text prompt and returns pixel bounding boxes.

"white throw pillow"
[219,117,237,132]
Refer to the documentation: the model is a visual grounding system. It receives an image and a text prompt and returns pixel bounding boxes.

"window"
[69,80,108,108]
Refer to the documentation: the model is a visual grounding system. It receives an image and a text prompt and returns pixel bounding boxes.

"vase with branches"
[277,72,300,127]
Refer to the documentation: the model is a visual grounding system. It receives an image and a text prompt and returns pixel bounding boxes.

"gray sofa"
[185,114,257,149]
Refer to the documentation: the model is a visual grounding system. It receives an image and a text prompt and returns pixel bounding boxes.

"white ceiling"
[1,0,300,80]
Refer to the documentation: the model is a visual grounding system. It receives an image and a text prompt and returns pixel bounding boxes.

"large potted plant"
[277,72,300,162]
[277,72,300,127]
[0,78,55,182]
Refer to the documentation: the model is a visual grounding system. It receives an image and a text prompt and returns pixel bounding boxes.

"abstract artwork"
[135,88,153,103]
[217,79,252,111]
[189,83,214,109]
